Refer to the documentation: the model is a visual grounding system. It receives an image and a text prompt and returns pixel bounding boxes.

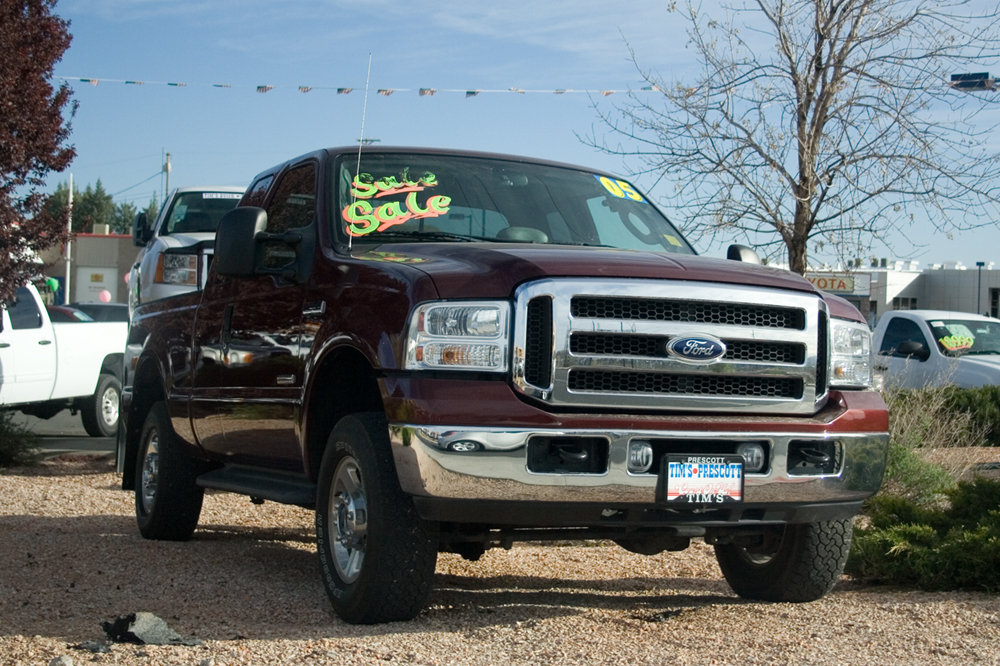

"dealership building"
[807,259,1000,327]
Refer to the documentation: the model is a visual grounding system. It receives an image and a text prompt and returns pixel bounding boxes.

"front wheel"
[316,413,438,624]
[135,402,204,540]
[714,519,853,602]
[81,372,120,437]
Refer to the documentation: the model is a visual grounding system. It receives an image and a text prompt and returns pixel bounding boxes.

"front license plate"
[662,455,744,504]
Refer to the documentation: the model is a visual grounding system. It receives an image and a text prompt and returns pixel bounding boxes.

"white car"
[129,186,244,313]
[872,309,1000,388]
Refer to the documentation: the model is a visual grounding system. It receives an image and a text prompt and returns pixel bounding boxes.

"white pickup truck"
[872,309,1000,389]
[129,186,243,313]
[1,283,127,436]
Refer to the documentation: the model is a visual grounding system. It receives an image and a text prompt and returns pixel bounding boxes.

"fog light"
[737,442,767,473]
[627,440,654,474]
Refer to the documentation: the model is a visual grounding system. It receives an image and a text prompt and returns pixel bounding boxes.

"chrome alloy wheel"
[100,384,119,429]
[139,431,160,514]
[329,457,368,584]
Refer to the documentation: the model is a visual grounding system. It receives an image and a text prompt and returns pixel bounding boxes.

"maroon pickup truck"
[119,147,888,624]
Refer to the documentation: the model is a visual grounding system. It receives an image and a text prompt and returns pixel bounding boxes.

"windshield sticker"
[664,234,683,247]
[203,193,243,199]
[939,334,974,351]
[351,171,439,198]
[358,251,428,264]
[595,175,645,203]
[343,171,452,237]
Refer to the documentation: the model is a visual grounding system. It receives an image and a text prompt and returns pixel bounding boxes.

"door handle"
[38,339,53,345]
[303,300,327,317]
[0,342,9,348]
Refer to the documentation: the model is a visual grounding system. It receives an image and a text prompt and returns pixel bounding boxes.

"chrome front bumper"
[389,425,888,506]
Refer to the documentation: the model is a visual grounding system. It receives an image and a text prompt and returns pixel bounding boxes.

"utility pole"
[65,173,73,304]
[162,152,171,200]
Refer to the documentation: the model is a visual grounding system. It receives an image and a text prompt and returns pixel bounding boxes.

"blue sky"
[48,0,1000,269]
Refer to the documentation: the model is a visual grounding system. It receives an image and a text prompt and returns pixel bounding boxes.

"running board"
[197,465,316,508]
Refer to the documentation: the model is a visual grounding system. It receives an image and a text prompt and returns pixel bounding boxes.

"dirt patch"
[1,456,998,665]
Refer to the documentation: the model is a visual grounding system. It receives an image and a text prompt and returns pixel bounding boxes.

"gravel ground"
[1,455,999,666]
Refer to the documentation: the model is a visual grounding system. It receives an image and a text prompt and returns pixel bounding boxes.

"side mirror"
[895,340,930,361]
[214,207,268,277]
[132,212,151,247]
[727,244,761,264]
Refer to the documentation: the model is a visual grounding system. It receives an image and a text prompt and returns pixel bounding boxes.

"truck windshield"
[927,318,1000,357]
[163,191,243,235]
[334,153,695,254]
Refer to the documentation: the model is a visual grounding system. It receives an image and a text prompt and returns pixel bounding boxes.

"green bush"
[879,385,985,497]
[0,410,41,468]
[863,493,946,532]
[947,477,1000,529]
[847,480,1000,592]
[880,441,956,506]
[845,385,1000,591]
[941,385,1000,447]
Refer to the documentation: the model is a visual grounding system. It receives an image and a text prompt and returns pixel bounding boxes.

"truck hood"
[952,353,1000,380]
[355,242,843,309]
[156,231,216,251]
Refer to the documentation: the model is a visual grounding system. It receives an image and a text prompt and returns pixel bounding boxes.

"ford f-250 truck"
[119,147,889,624]
[2,283,126,436]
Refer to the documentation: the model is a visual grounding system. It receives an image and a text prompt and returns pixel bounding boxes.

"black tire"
[135,401,204,541]
[81,372,121,437]
[316,413,438,624]
[714,519,853,602]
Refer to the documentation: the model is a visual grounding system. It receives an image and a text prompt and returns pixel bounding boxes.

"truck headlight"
[155,254,198,286]
[405,301,510,371]
[829,318,872,389]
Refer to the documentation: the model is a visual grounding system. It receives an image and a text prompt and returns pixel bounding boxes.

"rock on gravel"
[2,455,999,665]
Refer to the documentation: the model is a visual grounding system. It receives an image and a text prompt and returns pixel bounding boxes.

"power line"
[112,171,162,197]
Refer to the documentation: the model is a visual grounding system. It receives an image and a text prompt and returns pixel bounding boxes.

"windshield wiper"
[355,230,495,243]
[355,231,614,246]
[552,240,615,248]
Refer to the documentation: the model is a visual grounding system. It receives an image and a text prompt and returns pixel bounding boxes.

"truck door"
[0,287,57,404]
[0,303,13,403]
[875,315,935,388]
[191,163,316,471]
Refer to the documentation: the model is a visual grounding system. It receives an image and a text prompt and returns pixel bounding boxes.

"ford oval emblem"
[666,335,727,363]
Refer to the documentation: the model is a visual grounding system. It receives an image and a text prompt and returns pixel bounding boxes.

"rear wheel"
[135,402,204,540]
[316,413,438,624]
[714,519,853,602]
[81,372,120,437]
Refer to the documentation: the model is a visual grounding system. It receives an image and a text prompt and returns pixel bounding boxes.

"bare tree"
[587,0,1000,274]
[0,0,75,301]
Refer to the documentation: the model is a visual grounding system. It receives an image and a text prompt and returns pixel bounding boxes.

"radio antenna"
[349,53,374,252]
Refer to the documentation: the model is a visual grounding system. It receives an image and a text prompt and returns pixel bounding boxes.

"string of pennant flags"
[56,75,662,97]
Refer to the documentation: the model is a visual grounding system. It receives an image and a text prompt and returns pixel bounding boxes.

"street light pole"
[977,261,986,314]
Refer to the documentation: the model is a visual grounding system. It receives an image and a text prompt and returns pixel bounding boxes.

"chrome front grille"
[512,278,827,415]
[567,370,803,398]
[570,333,806,364]
[571,296,805,328]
